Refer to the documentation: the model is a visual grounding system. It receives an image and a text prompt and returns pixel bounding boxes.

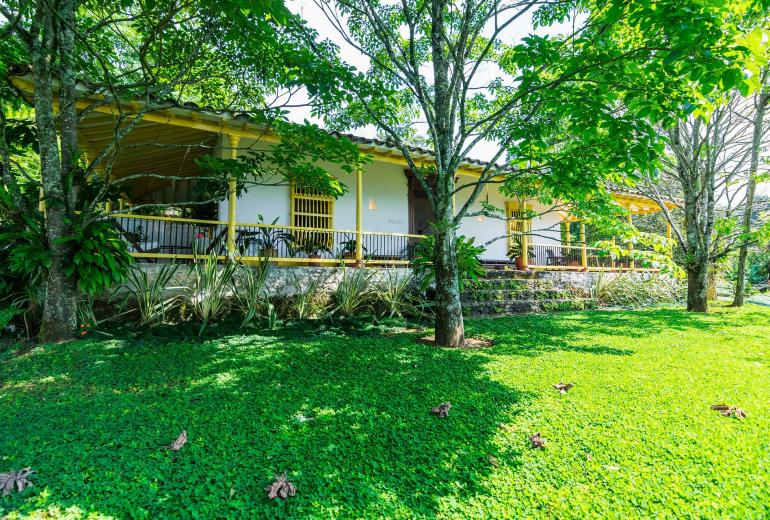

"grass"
[1,305,769,518]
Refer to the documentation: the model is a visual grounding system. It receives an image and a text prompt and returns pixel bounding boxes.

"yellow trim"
[227,134,240,254]
[113,214,227,225]
[290,183,335,248]
[356,165,363,262]
[506,201,531,267]
[628,212,635,270]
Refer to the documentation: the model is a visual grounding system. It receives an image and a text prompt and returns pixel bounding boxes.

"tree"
[640,91,770,312]
[0,0,362,341]
[732,67,769,307]
[309,0,760,345]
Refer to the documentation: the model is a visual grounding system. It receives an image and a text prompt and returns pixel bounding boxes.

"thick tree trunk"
[40,252,79,342]
[31,2,79,341]
[687,261,709,312]
[433,225,465,347]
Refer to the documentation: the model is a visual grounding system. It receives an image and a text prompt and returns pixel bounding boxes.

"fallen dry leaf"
[553,382,574,394]
[165,430,188,451]
[266,471,296,500]
[710,404,747,419]
[431,402,452,418]
[0,468,34,496]
[529,432,546,449]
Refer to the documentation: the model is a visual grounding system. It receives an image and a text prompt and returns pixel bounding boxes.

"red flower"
[195,232,205,239]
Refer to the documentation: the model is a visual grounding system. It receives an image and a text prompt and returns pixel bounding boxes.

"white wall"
[216,140,567,261]
[217,142,409,234]
[454,173,564,260]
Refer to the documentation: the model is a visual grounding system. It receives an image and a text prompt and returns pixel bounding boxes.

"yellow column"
[628,212,635,270]
[105,174,114,214]
[565,222,571,260]
[38,187,45,213]
[521,222,529,270]
[227,134,241,255]
[356,165,363,265]
[611,237,616,270]
[579,223,587,270]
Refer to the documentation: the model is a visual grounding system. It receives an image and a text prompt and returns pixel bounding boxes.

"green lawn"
[1,306,769,518]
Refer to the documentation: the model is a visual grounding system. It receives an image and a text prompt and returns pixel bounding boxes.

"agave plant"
[376,269,426,318]
[332,268,373,317]
[188,252,237,333]
[232,259,271,327]
[290,273,325,320]
[118,262,183,325]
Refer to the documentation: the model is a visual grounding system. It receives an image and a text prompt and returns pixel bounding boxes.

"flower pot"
[514,256,529,271]
[307,254,323,267]
[259,247,276,259]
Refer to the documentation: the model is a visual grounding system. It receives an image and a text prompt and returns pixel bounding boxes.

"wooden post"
[579,223,587,270]
[38,186,45,213]
[628,212,635,270]
[227,134,240,255]
[355,165,363,265]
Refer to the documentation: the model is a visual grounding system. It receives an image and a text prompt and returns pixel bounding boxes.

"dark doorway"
[405,169,435,235]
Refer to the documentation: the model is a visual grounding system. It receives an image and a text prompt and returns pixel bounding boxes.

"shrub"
[411,234,485,291]
[593,273,684,307]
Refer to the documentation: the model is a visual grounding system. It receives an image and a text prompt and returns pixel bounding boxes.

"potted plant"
[337,238,367,261]
[299,240,331,267]
[253,216,294,258]
[507,240,535,271]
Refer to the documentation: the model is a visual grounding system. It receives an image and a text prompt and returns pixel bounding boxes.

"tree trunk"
[40,252,79,342]
[732,85,767,307]
[687,261,709,312]
[31,1,79,341]
[433,225,465,347]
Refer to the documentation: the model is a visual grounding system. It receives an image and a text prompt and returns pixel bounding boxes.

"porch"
[112,212,666,272]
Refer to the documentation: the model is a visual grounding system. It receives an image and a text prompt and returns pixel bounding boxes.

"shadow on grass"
[466,307,753,358]
[0,324,530,518]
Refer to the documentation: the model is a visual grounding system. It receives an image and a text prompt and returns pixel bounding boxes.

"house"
[12,74,673,271]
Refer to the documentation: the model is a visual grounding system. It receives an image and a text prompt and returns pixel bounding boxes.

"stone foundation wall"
[118,263,655,300]
[534,270,655,293]
[119,263,412,297]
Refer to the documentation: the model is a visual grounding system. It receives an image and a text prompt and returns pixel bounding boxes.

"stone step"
[461,288,588,302]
